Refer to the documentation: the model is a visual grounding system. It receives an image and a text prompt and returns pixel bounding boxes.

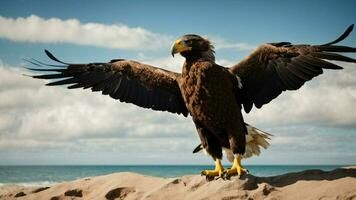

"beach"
[1,166,355,200]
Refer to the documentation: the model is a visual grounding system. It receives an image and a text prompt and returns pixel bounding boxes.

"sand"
[1,167,355,200]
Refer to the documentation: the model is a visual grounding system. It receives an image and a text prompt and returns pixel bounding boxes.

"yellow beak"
[171,39,192,57]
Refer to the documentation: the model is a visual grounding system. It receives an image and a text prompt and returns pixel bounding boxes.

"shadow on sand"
[237,168,356,190]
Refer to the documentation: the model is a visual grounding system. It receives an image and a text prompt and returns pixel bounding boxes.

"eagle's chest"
[180,64,210,108]
[180,62,234,123]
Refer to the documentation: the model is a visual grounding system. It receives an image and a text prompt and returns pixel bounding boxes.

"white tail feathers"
[222,124,272,162]
[243,124,272,159]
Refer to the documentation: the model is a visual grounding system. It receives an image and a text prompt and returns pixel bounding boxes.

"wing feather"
[28,50,188,116]
[310,52,356,62]
[229,24,356,113]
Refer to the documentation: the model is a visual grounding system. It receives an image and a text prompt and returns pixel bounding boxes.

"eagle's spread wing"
[229,24,356,113]
[27,50,188,116]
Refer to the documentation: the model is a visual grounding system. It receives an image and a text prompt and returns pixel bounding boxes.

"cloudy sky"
[0,0,356,165]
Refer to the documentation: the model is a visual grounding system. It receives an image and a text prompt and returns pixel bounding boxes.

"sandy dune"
[1,167,355,200]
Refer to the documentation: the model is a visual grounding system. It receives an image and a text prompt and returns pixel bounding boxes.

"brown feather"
[29,51,188,116]
[229,25,356,112]
[180,60,247,157]
[310,52,356,63]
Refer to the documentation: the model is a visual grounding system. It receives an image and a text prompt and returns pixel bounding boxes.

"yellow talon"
[201,159,224,177]
[224,154,249,177]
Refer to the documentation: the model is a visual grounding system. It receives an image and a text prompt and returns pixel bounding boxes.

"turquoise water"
[0,165,345,186]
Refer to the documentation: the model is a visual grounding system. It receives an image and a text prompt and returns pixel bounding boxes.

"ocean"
[0,165,345,186]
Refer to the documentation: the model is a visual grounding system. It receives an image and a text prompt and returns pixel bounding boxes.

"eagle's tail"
[192,123,272,162]
[243,124,272,159]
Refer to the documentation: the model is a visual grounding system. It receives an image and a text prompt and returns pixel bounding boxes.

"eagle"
[27,25,356,178]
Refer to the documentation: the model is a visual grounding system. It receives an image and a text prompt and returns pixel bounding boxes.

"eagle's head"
[171,34,215,61]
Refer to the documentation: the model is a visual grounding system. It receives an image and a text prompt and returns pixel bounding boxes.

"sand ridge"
[0,167,355,200]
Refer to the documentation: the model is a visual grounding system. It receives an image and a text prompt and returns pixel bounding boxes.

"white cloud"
[209,36,257,51]
[0,15,258,53]
[0,15,171,50]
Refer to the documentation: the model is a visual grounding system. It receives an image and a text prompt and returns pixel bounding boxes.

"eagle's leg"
[224,154,248,177]
[201,159,224,177]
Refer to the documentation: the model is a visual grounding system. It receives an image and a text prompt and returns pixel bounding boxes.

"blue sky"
[1,0,356,65]
[0,0,356,165]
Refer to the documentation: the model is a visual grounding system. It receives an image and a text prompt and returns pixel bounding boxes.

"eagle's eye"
[183,40,191,46]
